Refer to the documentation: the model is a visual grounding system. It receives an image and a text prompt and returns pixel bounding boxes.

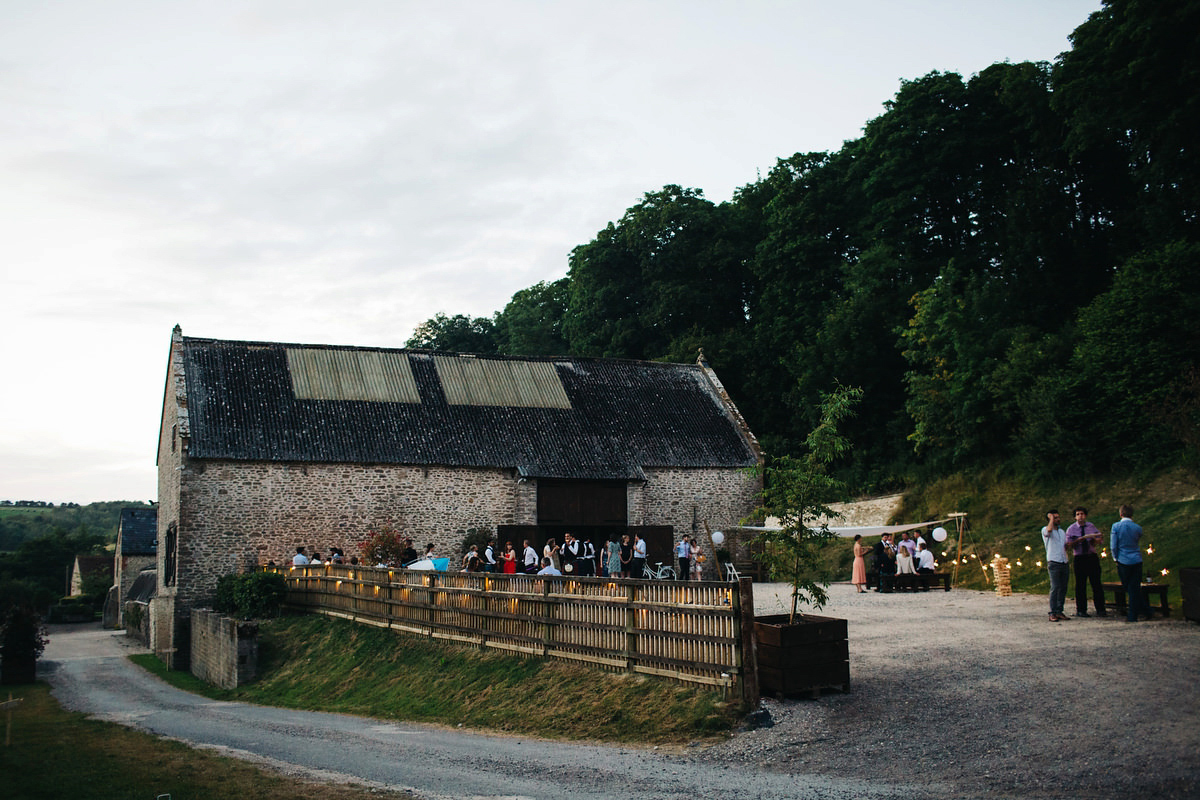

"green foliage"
[493,279,570,356]
[405,312,499,353]
[0,526,110,612]
[212,572,287,620]
[751,385,862,622]
[0,500,141,551]
[1,605,47,680]
[400,1,1197,491]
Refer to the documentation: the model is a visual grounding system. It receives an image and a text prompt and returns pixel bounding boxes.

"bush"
[1,605,47,684]
[357,523,409,565]
[212,572,287,620]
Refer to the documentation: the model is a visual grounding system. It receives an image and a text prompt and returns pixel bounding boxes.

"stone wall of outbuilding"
[190,609,258,689]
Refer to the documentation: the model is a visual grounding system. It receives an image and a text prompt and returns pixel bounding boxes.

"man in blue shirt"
[1042,510,1070,622]
[1111,505,1149,622]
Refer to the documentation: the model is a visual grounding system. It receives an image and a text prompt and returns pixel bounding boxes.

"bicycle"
[642,561,676,580]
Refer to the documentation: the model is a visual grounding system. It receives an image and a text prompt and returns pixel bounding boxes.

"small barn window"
[171,424,177,453]
[164,522,178,587]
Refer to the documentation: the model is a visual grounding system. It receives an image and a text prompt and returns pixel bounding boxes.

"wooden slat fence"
[267,564,758,705]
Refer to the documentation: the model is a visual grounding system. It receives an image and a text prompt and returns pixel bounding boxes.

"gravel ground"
[700,583,1200,800]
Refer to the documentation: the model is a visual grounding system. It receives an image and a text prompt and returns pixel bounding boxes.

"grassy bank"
[811,467,1200,595]
[134,614,741,744]
[0,683,411,799]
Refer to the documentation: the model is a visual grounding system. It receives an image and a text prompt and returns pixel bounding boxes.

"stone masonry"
[190,609,258,689]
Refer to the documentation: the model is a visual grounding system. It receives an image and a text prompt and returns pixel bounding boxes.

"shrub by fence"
[267,564,759,705]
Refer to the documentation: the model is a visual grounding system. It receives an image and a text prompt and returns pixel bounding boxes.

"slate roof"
[126,569,157,602]
[178,336,759,479]
[118,508,157,555]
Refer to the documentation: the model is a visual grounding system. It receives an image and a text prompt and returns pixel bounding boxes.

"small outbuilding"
[113,506,157,626]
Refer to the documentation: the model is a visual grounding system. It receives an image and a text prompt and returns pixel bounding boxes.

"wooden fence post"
[734,577,759,708]
[624,580,638,673]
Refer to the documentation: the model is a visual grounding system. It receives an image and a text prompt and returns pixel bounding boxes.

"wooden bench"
[1102,582,1170,617]
[879,572,950,592]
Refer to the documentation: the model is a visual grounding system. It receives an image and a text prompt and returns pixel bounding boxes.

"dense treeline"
[0,501,150,610]
[406,1,1199,490]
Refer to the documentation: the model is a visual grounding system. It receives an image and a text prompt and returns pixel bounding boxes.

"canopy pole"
[950,513,967,586]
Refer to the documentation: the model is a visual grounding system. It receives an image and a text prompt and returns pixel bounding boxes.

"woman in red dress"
[501,541,518,574]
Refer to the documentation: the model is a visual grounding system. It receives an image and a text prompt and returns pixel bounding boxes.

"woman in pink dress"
[501,541,518,574]
[851,534,868,593]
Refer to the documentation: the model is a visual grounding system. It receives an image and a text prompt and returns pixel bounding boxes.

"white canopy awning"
[757,517,960,538]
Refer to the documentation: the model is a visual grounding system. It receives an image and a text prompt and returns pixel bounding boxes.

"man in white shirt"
[483,539,497,573]
[292,546,310,566]
[523,539,539,574]
[631,533,648,579]
[676,535,693,580]
[1042,509,1070,622]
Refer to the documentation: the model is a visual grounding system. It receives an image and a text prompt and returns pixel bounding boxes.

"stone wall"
[190,609,258,689]
[638,467,760,580]
[115,554,155,625]
[123,600,151,646]
[155,328,186,666]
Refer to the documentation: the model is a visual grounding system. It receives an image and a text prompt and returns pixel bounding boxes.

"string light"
[1025,545,1032,551]
[1146,544,1155,554]
[1035,560,1042,567]
[1161,568,1170,577]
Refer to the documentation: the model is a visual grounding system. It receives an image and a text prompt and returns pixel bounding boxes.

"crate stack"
[991,556,1012,597]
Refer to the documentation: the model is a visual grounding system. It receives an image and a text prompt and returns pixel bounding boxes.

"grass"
[134,614,741,744]
[806,466,1200,596]
[0,682,413,799]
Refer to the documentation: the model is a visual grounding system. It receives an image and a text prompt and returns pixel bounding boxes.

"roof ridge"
[181,335,700,368]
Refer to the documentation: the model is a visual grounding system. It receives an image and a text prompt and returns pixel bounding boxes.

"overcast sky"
[1,0,1101,504]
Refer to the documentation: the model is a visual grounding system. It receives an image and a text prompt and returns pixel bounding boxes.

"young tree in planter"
[751,384,862,624]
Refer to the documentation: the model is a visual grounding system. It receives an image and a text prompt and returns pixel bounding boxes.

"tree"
[1054,0,1200,247]
[751,384,862,623]
[563,186,753,361]
[405,313,499,354]
[493,279,570,356]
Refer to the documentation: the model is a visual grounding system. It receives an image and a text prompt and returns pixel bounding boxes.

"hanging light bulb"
[1036,560,1043,567]
[1025,545,1032,551]
[1161,568,1170,577]
[1146,544,1154,554]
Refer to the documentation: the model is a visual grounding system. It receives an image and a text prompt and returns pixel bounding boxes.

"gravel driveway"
[725,583,1200,799]
[41,584,1199,799]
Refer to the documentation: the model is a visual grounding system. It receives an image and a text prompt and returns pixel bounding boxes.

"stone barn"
[113,506,157,625]
[152,326,762,667]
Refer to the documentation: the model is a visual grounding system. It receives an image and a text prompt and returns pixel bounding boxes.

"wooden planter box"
[754,613,849,698]
[1,656,36,685]
[1181,567,1200,623]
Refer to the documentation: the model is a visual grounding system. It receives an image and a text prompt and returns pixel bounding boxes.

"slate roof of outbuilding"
[178,336,759,479]
[118,507,157,555]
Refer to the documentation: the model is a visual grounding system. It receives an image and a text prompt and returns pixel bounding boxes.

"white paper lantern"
[932,526,948,542]
[711,530,725,545]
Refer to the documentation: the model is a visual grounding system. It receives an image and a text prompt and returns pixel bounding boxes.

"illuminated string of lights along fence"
[267,564,759,704]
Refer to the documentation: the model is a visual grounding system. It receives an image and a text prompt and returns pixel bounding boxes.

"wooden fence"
[269,564,759,705]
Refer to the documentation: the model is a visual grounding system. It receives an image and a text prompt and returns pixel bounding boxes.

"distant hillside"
[0,501,153,551]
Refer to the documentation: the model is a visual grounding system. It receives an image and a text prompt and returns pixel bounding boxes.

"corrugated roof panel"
[287,348,420,403]
[433,355,571,408]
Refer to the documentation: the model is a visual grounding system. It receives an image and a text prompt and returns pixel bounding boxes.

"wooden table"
[879,572,951,592]
[1102,581,1170,617]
